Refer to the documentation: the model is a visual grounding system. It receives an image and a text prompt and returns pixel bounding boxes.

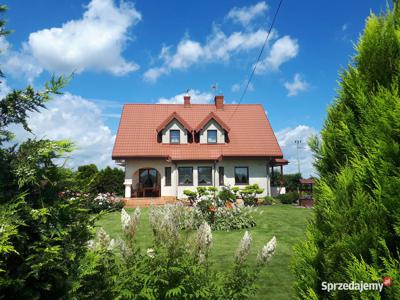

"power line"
[227,0,284,123]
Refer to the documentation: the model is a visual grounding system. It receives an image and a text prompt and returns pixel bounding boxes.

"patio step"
[121,196,178,208]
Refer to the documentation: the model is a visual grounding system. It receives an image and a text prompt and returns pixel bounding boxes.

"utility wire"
[227,0,284,123]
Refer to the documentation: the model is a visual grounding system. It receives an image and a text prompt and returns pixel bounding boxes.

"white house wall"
[124,158,271,199]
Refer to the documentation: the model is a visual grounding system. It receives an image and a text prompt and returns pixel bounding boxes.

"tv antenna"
[294,140,303,175]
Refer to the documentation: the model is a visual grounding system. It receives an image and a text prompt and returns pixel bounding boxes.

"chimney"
[215,95,224,109]
[184,95,191,107]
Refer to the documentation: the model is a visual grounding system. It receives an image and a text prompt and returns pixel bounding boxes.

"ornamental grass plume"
[121,208,141,238]
[196,221,213,256]
[235,231,252,264]
[97,227,111,249]
[257,236,277,265]
[150,205,180,247]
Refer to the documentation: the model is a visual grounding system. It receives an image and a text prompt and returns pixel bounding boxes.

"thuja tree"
[292,3,400,299]
[0,7,95,298]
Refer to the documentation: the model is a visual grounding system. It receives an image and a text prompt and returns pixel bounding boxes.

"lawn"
[97,204,312,299]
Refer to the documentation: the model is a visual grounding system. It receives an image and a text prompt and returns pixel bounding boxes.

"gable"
[199,119,225,144]
[161,119,188,144]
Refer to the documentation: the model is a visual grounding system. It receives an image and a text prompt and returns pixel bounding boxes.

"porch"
[270,158,289,196]
[124,167,162,198]
[122,196,178,208]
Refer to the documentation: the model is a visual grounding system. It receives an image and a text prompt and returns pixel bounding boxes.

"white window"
[170,130,180,144]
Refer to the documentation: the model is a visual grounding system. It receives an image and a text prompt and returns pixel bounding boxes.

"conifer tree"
[293,3,400,299]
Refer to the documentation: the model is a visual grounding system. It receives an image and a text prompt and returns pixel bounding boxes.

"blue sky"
[1,0,386,176]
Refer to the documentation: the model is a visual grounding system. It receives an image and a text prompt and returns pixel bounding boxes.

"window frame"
[234,166,249,185]
[165,167,171,186]
[218,166,224,186]
[178,167,193,186]
[198,166,213,186]
[207,129,217,144]
[170,129,181,144]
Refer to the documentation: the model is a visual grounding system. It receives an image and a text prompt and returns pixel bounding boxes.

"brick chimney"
[214,95,224,109]
[184,95,191,107]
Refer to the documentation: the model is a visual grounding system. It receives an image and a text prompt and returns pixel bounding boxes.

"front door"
[139,168,159,197]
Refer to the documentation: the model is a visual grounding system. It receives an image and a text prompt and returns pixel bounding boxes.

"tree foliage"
[0,7,96,298]
[293,4,400,299]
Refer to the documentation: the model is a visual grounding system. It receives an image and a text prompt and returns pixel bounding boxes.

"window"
[139,169,158,188]
[235,167,249,185]
[218,167,224,186]
[165,167,171,186]
[178,167,193,185]
[207,130,217,144]
[170,130,180,144]
[198,167,212,186]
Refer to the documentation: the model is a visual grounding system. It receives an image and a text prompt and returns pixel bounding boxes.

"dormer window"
[207,130,217,144]
[170,130,180,144]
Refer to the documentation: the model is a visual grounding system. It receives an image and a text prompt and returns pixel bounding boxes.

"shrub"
[276,192,298,204]
[263,196,275,205]
[239,184,264,206]
[184,186,257,230]
[84,193,125,213]
[217,186,238,204]
[212,206,257,231]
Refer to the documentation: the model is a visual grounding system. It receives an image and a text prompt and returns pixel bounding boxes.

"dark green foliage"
[275,191,299,204]
[239,184,264,206]
[75,164,124,196]
[262,196,275,205]
[271,172,302,192]
[293,4,400,298]
[0,7,96,298]
[217,186,237,203]
[95,166,124,195]
[77,164,99,180]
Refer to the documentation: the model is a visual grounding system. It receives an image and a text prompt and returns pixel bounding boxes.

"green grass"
[97,205,312,300]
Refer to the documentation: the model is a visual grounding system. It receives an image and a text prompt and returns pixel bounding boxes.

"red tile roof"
[271,158,289,166]
[194,112,231,133]
[299,179,315,185]
[112,103,283,160]
[156,112,193,133]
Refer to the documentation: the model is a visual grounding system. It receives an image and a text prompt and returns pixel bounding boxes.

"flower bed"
[180,186,261,231]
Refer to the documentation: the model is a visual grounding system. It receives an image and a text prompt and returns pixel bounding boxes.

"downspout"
[173,162,178,199]
[213,161,217,187]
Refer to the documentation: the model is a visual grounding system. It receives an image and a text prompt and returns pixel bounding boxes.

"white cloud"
[231,80,254,93]
[231,83,241,92]
[157,89,213,104]
[145,3,298,83]
[145,27,271,82]
[256,35,299,74]
[284,73,309,96]
[276,125,318,177]
[0,37,43,82]
[226,1,268,26]
[9,93,117,168]
[342,23,348,31]
[2,0,141,80]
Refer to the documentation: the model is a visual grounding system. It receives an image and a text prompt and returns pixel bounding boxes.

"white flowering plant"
[83,205,278,299]
[83,192,125,213]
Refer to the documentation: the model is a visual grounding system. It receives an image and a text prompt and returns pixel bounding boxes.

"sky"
[1,0,387,177]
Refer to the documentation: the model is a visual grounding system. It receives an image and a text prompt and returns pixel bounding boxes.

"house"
[112,95,288,199]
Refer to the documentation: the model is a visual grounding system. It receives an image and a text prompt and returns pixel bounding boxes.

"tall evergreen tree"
[293,3,400,299]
